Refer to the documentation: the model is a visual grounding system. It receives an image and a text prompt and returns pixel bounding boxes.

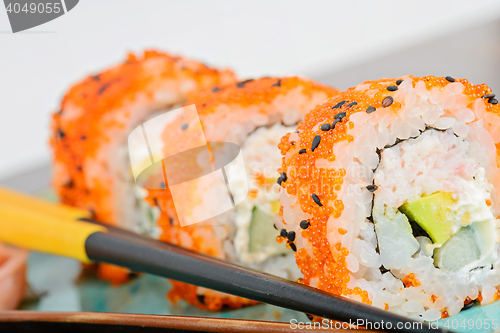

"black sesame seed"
[58,128,65,138]
[197,294,206,305]
[76,166,82,172]
[366,184,378,192]
[280,229,287,238]
[488,98,498,105]
[331,119,340,129]
[311,135,321,152]
[382,96,393,108]
[287,231,296,242]
[281,172,287,183]
[387,85,398,91]
[334,112,346,120]
[272,79,282,87]
[273,224,278,230]
[237,79,253,88]
[482,93,495,99]
[160,182,166,189]
[445,76,455,83]
[181,123,188,130]
[300,220,309,229]
[395,79,403,86]
[366,106,377,114]
[332,101,347,109]
[98,83,109,95]
[299,149,307,154]
[277,176,283,186]
[289,243,297,252]
[311,193,323,206]
[212,86,221,92]
[81,135,87,140]
[320,123,331,131]
[346,101,357,108]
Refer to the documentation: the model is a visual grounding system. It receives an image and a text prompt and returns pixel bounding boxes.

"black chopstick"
[84,226,454,333]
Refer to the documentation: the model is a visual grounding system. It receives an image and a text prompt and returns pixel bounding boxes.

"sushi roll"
[50,50,237,283]
[277,76,500,320]
[144,77,339,310]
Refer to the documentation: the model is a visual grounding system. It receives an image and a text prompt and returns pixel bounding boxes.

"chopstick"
[0,185,89,220]
[0,186,453,333]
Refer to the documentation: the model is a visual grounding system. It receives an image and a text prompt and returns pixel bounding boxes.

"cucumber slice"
[248,207,288,254]
[433,226,480,271]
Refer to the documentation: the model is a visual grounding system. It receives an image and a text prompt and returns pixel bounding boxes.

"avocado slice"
[433,226,480,271]
[399,192,456,245]
[248,207,288,254]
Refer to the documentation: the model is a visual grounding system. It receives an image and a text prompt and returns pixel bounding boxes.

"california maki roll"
[277,76,500,320]
[144,77,339,310]
[50,50,237,283]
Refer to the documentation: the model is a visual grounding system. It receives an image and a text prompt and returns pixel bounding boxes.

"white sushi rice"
[280,77,500,320]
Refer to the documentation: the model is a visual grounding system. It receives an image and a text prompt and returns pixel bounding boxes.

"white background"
[1,0,500,179]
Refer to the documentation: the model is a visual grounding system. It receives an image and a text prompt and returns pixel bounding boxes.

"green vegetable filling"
[399,191,484,271]
[433,226,480,271]
[399,192,455,245]
[248,207,288,254]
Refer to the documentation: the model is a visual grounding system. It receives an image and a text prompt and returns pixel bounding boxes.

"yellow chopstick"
[0,186,90,221]
[0,186,104,262]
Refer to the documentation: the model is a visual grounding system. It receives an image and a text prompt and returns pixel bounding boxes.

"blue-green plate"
[22,251,306,324]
